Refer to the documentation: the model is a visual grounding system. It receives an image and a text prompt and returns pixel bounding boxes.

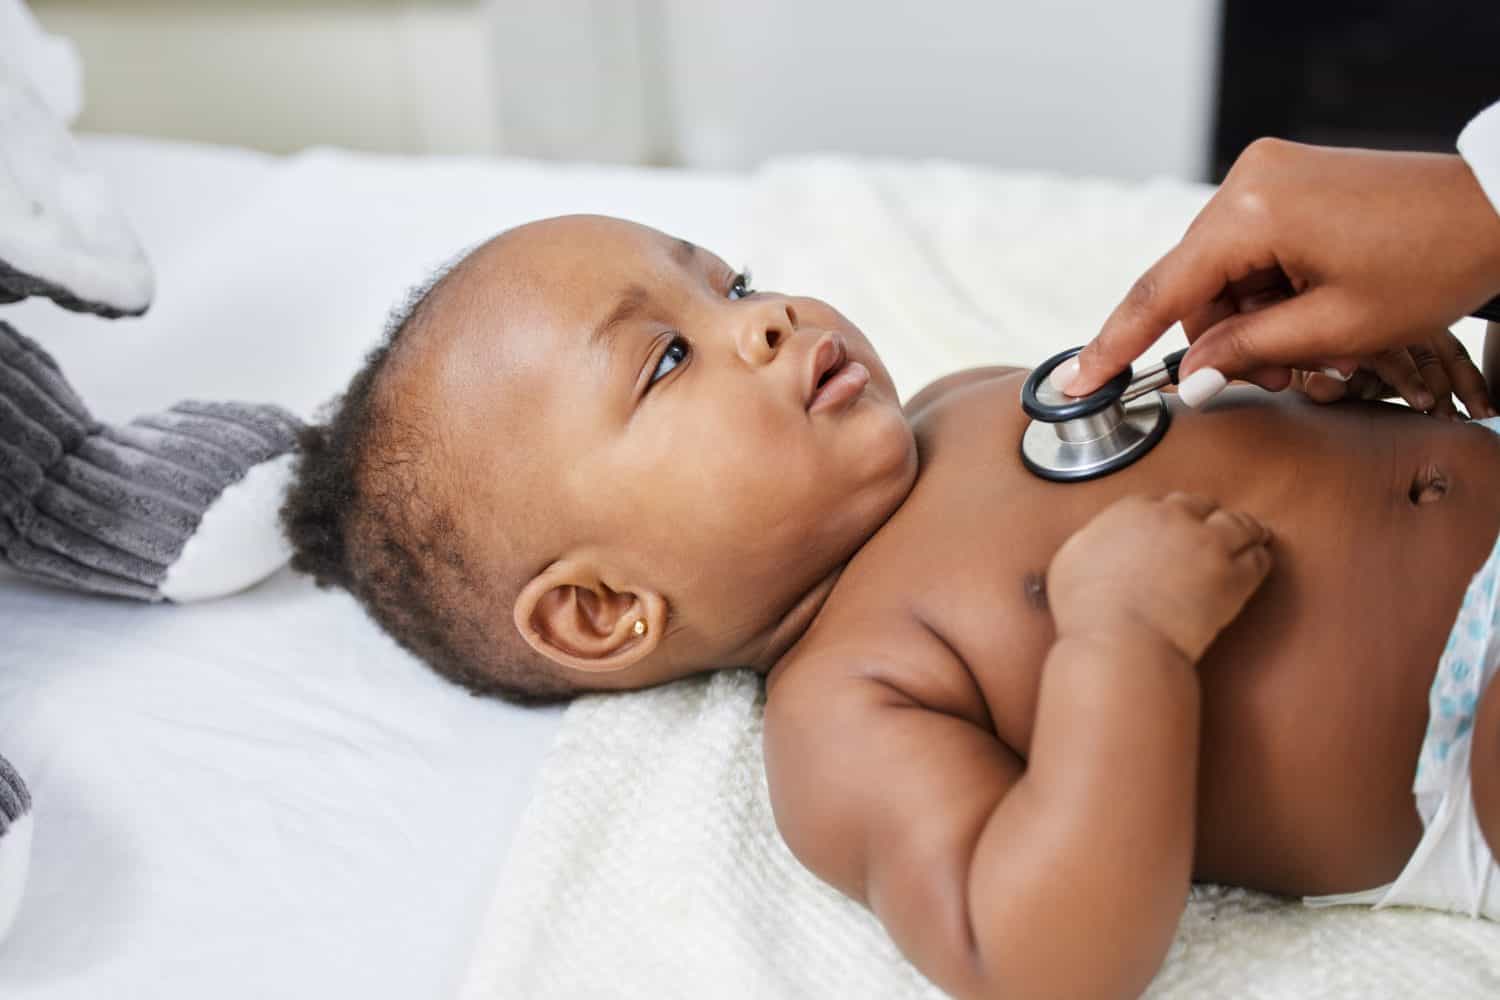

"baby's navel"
[1022,570,1049,612]
[1409,463,1449,506]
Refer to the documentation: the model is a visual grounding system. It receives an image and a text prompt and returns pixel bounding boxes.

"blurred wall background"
[28,0,1500,182]
[30,0,1220,179]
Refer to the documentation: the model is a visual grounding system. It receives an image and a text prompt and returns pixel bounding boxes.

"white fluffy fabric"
[460,157,1500,998]
[0,0,81,122]
[159,452,296,603]
[0,30,153,315]
[0,812,31,945]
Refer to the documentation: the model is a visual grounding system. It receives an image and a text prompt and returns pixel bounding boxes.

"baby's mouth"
[806,333,849,410]
[807,345,871,415]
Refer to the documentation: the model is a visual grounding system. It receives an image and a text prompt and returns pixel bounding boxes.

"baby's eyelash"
[728,269,754,300]
[647,334,690,388]
[645,269,751,391]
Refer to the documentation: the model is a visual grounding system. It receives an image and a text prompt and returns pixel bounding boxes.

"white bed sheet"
[0,134,750,999]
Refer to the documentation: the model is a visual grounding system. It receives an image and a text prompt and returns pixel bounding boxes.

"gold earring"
[632,618,647,637]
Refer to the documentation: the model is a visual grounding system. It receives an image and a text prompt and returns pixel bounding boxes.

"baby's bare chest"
[831,376,1500,769]
[804,378,1500,890]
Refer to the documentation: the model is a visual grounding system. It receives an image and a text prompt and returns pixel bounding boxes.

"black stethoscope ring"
[1020,346,1177,483]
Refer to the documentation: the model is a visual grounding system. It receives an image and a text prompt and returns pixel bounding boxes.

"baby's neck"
[745,563,848,675]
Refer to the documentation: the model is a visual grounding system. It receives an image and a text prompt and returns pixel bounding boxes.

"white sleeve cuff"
[1458,100,1500,221]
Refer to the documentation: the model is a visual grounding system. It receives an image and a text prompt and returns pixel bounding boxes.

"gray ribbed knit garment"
[0,320,302,601]
[0,755,29,840]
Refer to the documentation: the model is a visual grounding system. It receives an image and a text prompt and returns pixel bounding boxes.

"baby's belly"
[897,380,1500,896]
[1186,401,1500,893]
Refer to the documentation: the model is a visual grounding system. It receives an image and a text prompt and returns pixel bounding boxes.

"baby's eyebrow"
[589,240,700,356]
[590,284,652,356]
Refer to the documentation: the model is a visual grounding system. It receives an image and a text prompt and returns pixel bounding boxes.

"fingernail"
[1052,356,1083,396]
[1320,367,1350,382]
[1414,392,1435,410]
[1178,367,1227,407]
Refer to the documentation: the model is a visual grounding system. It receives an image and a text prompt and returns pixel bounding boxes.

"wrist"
[1055,612,1197,673]
[1463,165,1500,288]
[1457,102,1500,285]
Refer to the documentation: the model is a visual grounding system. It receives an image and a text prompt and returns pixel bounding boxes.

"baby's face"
[415,215,917,687]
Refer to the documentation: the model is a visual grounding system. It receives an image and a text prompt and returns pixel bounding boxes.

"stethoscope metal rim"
[1020,391,1171,481]
[1020,346,1174,483]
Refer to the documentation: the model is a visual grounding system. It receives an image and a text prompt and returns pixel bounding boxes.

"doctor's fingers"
[1375,335,1496,420]
[1291,368,1352,404]
[1181,277,1315,393]
[1177,286,1377,391]
[1068,222,1272,395]
[1404,341,1459,419]
[1431,332,1495,419]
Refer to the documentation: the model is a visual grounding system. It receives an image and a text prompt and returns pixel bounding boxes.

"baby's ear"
[512,560,662,674]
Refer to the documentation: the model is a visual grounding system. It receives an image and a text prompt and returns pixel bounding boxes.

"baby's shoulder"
[766,598,990,737]
[902,365,1025,420]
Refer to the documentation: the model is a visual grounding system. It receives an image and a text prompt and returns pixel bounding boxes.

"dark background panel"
[1213,1,1500,181]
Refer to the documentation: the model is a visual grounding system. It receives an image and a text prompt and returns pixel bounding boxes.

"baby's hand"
[1048,493,1274,663]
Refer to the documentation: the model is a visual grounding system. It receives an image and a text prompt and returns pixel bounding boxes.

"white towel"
[459,156,1500,999]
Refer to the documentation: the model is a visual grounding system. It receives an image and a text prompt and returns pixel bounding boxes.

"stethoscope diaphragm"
[1020,346,1186,482]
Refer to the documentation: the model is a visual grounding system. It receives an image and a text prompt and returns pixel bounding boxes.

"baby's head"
[282,215,917,703]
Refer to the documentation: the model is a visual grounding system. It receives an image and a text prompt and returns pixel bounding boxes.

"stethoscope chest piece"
[1020,346,1184,483]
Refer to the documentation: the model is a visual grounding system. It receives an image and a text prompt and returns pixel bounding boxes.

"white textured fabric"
[460,672,948,1000]
[463,674,1500,999]
[1459,100,1500,220]
[463,156,1500,998]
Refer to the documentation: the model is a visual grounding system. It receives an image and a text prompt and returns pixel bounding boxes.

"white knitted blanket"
[459,158,1500,999]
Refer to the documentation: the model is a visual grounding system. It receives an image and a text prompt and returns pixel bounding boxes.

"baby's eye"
[727,270,755,300]
[648,334,690,387]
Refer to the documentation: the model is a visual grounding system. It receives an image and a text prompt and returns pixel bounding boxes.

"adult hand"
[1062,140,1500,402]
[1289,326,1494,420]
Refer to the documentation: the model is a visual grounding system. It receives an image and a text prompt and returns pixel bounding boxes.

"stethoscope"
[1019,297,1500,482]
[1020,345,1188,482]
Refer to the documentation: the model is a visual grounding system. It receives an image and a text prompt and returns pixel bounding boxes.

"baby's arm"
[764,494,1271,999]
[766,613,1199,998]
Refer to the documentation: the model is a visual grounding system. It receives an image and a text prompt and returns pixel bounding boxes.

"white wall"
[652,0,1221,179]
[33,0,1222,180]
[34,1,503,155]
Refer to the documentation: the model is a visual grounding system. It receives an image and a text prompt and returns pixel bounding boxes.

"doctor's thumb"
[1176,294,1348,403]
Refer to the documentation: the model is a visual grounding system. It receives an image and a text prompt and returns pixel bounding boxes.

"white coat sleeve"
[1459,100,1500,220]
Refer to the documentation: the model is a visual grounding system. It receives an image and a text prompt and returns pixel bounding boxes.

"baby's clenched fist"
[1048,493,1274,663]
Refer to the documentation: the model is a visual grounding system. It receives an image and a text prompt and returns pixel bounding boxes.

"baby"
[281,214,1500,999]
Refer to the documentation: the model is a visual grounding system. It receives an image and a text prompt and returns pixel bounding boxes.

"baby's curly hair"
[279,263,578,706]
